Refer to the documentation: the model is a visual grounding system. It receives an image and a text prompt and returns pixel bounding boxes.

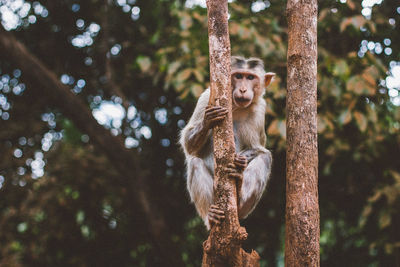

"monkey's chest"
[233,122,257,151]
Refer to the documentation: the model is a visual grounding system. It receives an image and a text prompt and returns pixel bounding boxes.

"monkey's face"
[231,71,260,108]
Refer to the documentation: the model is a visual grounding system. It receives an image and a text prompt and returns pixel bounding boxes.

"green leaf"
[76,210,85,224]
[190,84,203,98]
[176,69,192,83]
[136,56,152,72]
[379,212,391,229]
[347,76,364,95]
[192,69,204,83]
[81,225,90,238]
[167,61,181,77]
[17,222,28,233]
[333,60,350,78]
[340,15,367,32]
[339,109,352,125]
[180,14,193,30]
[354,111,368,132]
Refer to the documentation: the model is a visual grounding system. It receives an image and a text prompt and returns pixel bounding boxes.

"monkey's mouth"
[234,97,252,107]
[235,97,251,103]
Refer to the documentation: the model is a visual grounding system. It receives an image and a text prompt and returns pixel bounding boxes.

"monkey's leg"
[207,154,247,227]
[225,154,247,210]
[238,150,272,219]
[187,157,214,228]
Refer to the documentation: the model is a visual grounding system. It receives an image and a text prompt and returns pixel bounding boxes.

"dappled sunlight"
[185,0,234,9]
[185,0,207,9]
[386,63,400,106]
[361,0,383,18]
[92,101,154,146]
[71,22,100,48]
[92,100,125,127]
[116,0,141,20]
[0,0,46,30]
[154,108,168,125]
[30,151,45,179]
[251,1,271,13]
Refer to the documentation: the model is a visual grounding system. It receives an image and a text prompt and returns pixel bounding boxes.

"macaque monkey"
[180,56,274,229]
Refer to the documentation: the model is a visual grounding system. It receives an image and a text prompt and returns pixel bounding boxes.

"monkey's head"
[231,56,275,108]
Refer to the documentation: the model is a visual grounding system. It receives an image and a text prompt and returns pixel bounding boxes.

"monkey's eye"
[247,75,255,80]
[235,73,243,79]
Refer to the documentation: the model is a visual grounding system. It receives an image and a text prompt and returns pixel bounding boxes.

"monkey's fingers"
[206,105,228,112]
[240,150,257,162]
[209,212,225,224]
[225,165,243,181]
[235,154,247,162]
[228,173,243,181]
[225,164,237,174]
[209,207,224,215]
[205,109,228,119]
[209,217,221,226]
[209,212,225,220]
[234,155,247,170]
[209,115,227,123]
[227,163,237,168]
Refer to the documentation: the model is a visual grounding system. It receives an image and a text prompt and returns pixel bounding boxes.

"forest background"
[0,0,399,266]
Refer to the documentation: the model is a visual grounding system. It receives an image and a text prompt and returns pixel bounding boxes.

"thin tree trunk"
[101,0,130,110]
[202,0,259,266]
[0,26,183,267]
[285,0,320,266]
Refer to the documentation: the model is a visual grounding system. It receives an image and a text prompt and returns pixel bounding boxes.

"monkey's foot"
[234,153,247,171]
[208,204,225,226]
[225,163,243,181]
[239,149,257,163]
[225,162,244,205]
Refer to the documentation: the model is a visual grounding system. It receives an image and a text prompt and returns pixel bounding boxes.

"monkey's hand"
[208,204,225,227]
[203,105,228,130]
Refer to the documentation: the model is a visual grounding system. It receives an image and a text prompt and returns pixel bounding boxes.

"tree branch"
[100,0,130,110]
[0,26,183,267]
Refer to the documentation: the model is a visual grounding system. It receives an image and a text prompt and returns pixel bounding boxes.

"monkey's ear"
[264,72,275,87]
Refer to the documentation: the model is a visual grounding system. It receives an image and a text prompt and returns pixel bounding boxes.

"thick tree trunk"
[0,26,183,267]
[285,0,320,266]
[202,0,259,266]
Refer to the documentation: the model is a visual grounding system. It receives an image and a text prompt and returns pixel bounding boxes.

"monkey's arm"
[180,90,210,156]
[183,122,211,156]
[238,149,272,219]
[180,90,228,156]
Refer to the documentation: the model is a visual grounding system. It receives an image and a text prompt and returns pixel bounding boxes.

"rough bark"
[202,0,260,266]
[0,26,183,267]
[285,0,320,266]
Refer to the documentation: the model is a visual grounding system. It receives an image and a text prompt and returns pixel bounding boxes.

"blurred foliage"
[0,0,399,266]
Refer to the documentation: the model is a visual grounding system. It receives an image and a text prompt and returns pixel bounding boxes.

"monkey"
[180,56,274,229]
